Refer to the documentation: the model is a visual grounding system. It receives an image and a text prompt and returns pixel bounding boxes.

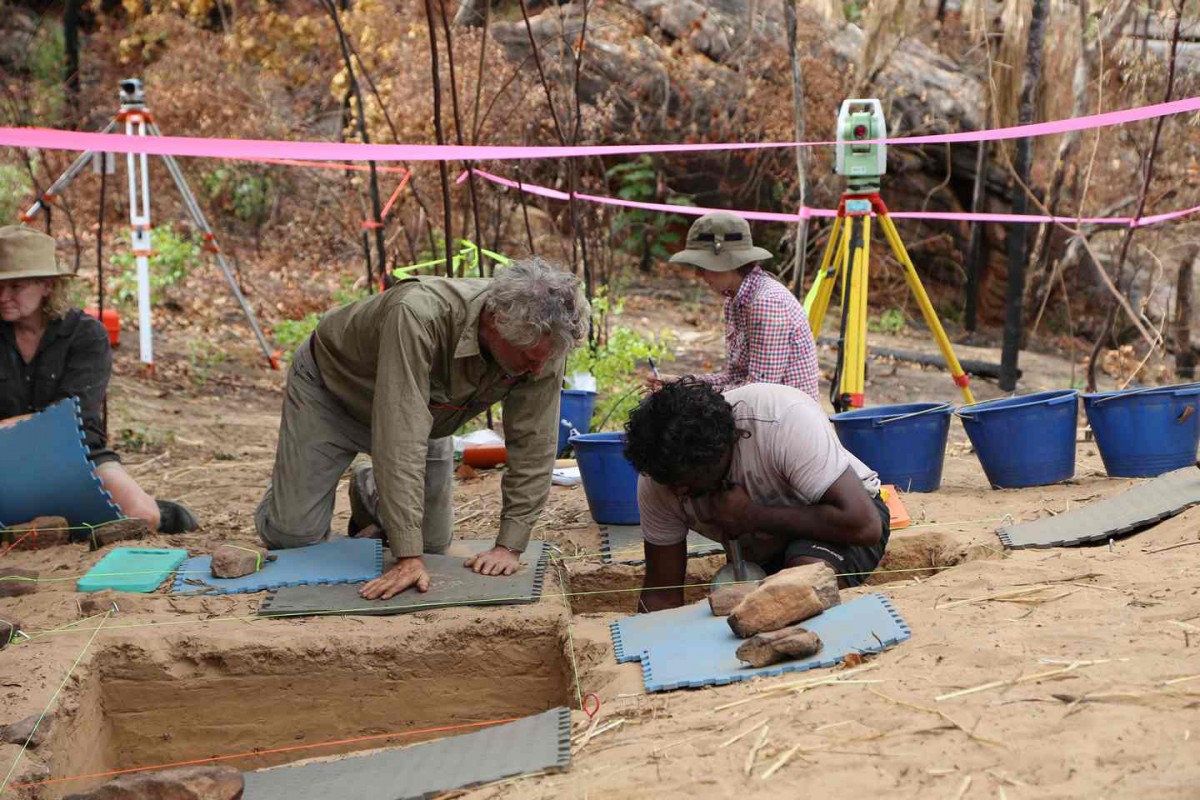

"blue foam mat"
[610,593,911,693]
[172,537,383,595]
[0,398,122,528]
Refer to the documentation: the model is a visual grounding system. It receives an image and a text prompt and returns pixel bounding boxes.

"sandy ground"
[2,297,1198,799]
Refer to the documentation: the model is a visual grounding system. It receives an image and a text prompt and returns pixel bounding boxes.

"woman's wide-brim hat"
[668,211,773,272]
[0,225,70,281]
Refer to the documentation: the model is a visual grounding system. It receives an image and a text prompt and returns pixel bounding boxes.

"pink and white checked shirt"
[698,266,820,400]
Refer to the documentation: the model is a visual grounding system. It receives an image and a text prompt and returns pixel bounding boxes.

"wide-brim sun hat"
[668,210,773,273]
[0,225,70,281]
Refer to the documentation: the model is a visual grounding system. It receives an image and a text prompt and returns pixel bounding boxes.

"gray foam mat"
[998,466,1200,549]
[600,524,724,565]
[257,540,548,617]
[243,707,570,800]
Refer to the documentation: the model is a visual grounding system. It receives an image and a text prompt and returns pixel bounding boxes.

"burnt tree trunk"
[1177,247,1198,380]
[1000,0,1048,391]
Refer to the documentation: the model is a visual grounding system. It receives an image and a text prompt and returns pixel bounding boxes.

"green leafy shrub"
[271,279,369,356]
[203,166,274,227]
[868,307,906,335]
[108,225,202,307]
[605,157,694,269]
[568,288,672,430]
[0,164,32,226]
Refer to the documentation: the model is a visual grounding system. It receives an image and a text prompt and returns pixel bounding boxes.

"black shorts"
[764,493,891,587]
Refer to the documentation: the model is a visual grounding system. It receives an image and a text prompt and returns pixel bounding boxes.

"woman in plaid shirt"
[667,212,820,400]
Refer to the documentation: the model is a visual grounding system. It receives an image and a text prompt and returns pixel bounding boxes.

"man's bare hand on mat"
[359,557,430,600]
[464,546,520,576]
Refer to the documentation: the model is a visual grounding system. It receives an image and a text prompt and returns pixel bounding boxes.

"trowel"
[710,536,767,591]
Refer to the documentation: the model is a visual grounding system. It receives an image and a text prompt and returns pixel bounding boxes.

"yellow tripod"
[804,193,976,412]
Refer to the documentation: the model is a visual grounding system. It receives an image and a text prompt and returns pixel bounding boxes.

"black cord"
[96,154,108,437]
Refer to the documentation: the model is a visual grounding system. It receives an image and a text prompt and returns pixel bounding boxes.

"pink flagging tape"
[469,169,1200,228]
[1,96,1197,163]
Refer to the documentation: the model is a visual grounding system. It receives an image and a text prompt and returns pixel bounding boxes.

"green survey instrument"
[807,98,974,412]
[835,98,887,193]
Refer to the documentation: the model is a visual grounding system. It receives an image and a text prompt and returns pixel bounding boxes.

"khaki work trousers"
[255,337,453,554]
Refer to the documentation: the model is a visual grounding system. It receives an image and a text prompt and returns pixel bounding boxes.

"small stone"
[4,517,70,550]
[0,617,24,651]
[727,562,841,639]
[708,584,756,616]
[211,545,268,579]
[63,765,244,800]
[0,712,52,748]
[0,567,38,597]
[87,518,151,551]
[736,625,823,668]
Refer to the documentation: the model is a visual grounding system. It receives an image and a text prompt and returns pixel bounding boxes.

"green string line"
[0,611,110,794]
[548,551,585,711]
[7,564,956,646]
[222,545,264,573]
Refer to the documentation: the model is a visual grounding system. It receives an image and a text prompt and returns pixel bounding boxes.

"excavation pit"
[43,604,573,798]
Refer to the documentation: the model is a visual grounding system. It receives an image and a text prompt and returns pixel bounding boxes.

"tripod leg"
[804,215,844,329]
[878,213,975,404]
[124,114,155,365]
[841,217,870,409]
[149,124,279,369]
[20,119,118,223]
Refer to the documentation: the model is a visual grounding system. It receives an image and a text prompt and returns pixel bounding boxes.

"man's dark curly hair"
[624,378,739,485]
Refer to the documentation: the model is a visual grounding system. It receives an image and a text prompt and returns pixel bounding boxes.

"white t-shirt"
[638,383,880,561]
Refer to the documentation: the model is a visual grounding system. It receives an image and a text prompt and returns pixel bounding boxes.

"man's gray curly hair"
[485,257,590,355]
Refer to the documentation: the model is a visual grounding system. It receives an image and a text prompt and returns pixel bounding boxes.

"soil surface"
[2,281,1198,799]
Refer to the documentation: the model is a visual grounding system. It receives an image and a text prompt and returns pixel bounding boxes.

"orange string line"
[0,528,36,557]
[257,157,410,175]
[7,716,522,791]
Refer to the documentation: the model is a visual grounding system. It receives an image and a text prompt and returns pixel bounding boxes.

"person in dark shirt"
[0,225,196,534]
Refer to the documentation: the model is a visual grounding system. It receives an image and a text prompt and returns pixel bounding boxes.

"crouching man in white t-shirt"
[624,379,890,613]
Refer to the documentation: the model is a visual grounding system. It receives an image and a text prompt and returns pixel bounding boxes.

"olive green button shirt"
[312,277,563,558]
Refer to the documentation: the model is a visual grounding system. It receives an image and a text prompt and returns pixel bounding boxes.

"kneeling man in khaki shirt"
[256,258,589,600]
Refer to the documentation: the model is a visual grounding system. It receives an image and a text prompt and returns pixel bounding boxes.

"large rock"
[0,712,52,748]
[727,562,840,638]
[210,545,269,579]
[0,568,38,597]
[88,518,151,551]
[0,617,23,651]
[736,625,823,668]
[4,517,70,550]
[63,766,244,800]
[708,583,756,617]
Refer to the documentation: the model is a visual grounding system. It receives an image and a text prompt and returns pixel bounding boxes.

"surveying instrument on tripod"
[804,99,974,413]
[20,79,278,370]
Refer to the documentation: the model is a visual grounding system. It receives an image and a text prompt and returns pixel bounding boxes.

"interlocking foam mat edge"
[997,466,1200,549]
[255,540,550,617]
[0,398,122,529]
[610,593,911,693]
[242,707,570,800]
[172,537,383,595]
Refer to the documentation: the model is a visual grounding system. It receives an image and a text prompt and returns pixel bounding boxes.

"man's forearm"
[747,503,879,547]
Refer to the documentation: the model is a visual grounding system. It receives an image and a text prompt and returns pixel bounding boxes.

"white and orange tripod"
[21,79,278,369]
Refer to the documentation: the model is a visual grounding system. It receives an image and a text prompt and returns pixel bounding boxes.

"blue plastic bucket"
[570,432,640,524]
[558,389,597,456]
[830,402,952,492]
[955,390,1079,488]
[1082,382,1200,477]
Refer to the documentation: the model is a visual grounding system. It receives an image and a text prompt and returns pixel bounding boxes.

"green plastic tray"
[77,547,188,593]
